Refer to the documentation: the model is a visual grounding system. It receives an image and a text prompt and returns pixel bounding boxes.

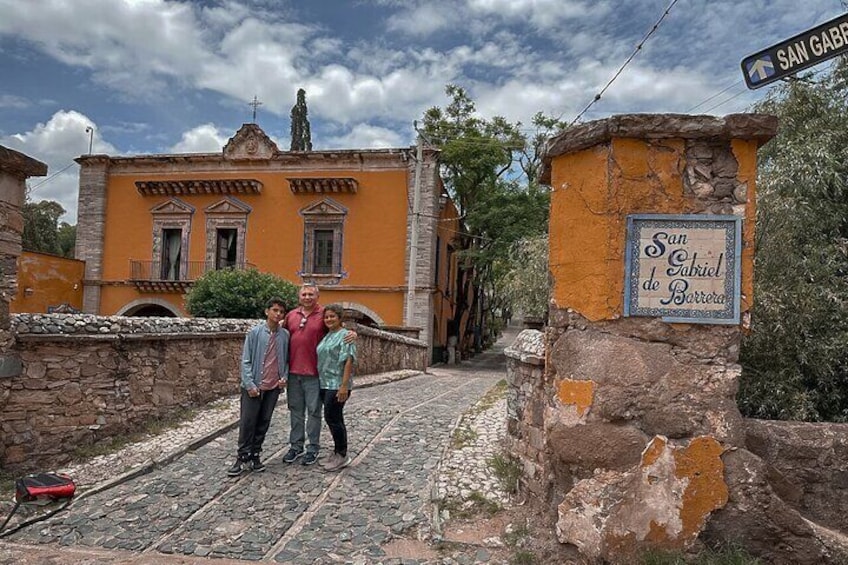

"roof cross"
[249,95,262,123]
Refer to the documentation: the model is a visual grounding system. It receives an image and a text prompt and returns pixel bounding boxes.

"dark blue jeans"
[320,389,349,457]
[237,387,280,460]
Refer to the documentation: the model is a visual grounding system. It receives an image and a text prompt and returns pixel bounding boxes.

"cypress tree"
[290,88,313,151]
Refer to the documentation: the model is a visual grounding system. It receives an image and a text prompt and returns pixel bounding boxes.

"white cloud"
[0,0,211,97]
[169,124,230,153]
[323,123,409,149]
[0,110,117,223]
[467,0,612,30]
[385,4,452,37]
[0,94,29,109]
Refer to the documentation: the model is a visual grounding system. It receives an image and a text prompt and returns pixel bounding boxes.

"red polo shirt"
[284,305,328,377]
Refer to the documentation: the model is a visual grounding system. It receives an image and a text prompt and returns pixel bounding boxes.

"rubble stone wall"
[0,314,426,471]
[503,329,548,500]
[744,418,848,535]
[506,338,848,562]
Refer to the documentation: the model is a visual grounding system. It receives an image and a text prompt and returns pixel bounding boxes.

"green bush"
[739,61,848,422]
[185,268,299,319]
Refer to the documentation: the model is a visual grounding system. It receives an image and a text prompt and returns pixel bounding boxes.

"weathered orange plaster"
[550,138,691,321]
[731,138,758,313]
[556,379,594,416]
[549,133,759,326]
[645,520,670,543]
[11,251,84,313]
[640,436,668,467]
[673,436,728,538]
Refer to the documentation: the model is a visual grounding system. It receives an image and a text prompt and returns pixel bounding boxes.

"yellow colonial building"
[74,124,468,360]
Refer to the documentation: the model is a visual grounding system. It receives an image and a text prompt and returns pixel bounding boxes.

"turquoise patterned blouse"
[316,328,356,390]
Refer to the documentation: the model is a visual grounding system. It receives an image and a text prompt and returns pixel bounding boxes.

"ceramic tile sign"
[624,214,742,324]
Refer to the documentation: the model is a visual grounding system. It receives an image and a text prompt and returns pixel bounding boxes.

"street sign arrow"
[741,12,848,89]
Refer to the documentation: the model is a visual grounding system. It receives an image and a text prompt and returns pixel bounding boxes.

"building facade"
[74,124,464,356]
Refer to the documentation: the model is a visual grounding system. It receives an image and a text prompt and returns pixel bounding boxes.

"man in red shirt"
[281,284,354,466]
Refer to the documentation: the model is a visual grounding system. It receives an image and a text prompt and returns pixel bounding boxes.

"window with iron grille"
[313,229,335,274]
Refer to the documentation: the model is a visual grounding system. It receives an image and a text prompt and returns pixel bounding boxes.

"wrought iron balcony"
[128,260,254,293]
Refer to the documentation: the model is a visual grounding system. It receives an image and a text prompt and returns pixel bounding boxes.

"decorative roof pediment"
[205,197,252,215]
[136,179,262,196]
[288,177,359,194]
[150,198,195,215]
[300,198,348,218]
[223,124,278,160]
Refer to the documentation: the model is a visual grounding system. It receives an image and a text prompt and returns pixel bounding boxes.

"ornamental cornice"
[136,179,263,196]
[288,177,359,194]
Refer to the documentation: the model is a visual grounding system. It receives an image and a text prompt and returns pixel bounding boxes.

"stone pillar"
[75,156,110,314]
[534,114,793,560]
[404,147,440,350]
[0,146,46,377]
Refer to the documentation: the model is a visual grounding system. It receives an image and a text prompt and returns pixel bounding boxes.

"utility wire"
[27,162,77,193]
[687,80,743,112]
[700,88,749,114]
[569,0,681,126]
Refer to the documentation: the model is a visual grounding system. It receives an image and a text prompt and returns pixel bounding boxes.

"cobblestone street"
[0,329,518,565]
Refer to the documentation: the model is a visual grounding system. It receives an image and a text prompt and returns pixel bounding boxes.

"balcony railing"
[128,260,255,292]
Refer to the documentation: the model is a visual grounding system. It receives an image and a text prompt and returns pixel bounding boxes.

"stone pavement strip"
[0,330,518,565]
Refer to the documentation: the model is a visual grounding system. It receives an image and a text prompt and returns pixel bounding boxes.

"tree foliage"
[57,222,76,258]
[501,234,550,320]
[22,199,72,256]
[421,85,562,349]
[739,61,848,422]
[185,268,299,319]
[290,88,313,151]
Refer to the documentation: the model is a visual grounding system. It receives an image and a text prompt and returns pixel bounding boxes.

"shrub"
[185,268,299,319]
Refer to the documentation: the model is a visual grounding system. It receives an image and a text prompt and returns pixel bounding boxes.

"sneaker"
[227,458,247,477]
[320,453,341,470]
[302,451,319,466]
[250,456,266,473]
[326,455,352,472]
[282,448,303,464]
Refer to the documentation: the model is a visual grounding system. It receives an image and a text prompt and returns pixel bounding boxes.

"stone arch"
[337,301,384,327]
[116,298,184,317]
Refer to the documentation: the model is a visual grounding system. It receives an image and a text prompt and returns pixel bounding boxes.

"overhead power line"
[27,162,77,193]
[569,0,681,126]
[687,79,743,112]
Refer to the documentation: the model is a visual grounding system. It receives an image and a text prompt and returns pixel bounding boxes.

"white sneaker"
[321,453,342,470]
[327,455,352,472]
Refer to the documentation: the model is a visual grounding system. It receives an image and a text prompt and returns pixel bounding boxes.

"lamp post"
[85,126,94,154]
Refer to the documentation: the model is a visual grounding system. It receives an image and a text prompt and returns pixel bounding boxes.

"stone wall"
[1,314,427,472]
[744,419,848,535]
[0,146,46,379]
[348,322,428,377]
[506,337,848,563]
[503,329,547,501]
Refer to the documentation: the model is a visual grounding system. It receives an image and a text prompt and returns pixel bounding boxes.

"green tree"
[57,222,76,258]
[502,234,550,321]
[739,61,848,421]
[22,199,66,255]
[290,88,313,151]
[421,85,556,349]
[185,269,299,319]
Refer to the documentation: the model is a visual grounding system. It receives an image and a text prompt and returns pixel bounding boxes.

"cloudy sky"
[0,0,844,222]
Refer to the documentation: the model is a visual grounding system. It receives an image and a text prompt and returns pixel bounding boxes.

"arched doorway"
[338,302,384,328]
[116,298,183,317]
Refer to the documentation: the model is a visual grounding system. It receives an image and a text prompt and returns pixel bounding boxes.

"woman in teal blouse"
[317,303,356,471]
